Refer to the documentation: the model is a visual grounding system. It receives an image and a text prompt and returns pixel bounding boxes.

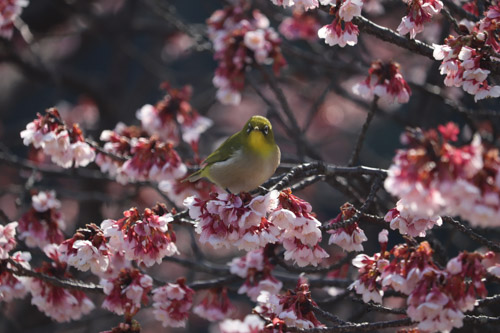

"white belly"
[208,148,280,193]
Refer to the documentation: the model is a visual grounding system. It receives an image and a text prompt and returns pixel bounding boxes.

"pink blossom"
[353,60,411,103]
[384,201,442,237]
[385,124,500,227]
[135,84,212,146]
[185,190,280,250]
[318,18,359,47]
[193,288,236,321]
[101,204,178,267]
[152,279,194,327]
[20,109,95,168]
[432,20,500,101]
[0,251,31,302]
[29,245,95,322]
[18,191,65,248]
[0,0,29,39]
[270,189,329,266]
[255,277,324,329]
[207,5,286,105]
[327,203,367,252]
[229,249,283,301]
[279,10,321,41]
[0,221,18,259]
[339,0,363,22]
[219,314,265,333]
[58,223,111,274]
[101,268,152,316]
[397,0,443,38]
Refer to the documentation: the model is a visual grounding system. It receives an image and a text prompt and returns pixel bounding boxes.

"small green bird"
[185,115,280,193]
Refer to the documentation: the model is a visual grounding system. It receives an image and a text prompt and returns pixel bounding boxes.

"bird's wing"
[202,132,242,166]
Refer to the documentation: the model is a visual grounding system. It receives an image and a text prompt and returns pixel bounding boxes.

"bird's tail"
[182,169,204,183]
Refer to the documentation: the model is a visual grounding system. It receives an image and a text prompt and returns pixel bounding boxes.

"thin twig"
[348,96,378,166]
[443,216,500,252]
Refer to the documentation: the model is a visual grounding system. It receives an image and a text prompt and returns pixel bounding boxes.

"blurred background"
[1,0,500,332]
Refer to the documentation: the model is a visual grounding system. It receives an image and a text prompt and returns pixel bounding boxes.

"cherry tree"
[1,0,500,332]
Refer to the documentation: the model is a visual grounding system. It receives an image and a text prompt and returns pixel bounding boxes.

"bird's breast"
[208,147,280,193]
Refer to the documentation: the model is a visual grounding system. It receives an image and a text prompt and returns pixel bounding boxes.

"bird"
[184,115,280,193]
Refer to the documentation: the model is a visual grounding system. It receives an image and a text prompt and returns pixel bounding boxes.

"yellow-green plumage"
[185,115,280,193]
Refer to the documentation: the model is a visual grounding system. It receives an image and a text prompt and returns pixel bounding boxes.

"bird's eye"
[247,124,252,134]
[263,125,269,135]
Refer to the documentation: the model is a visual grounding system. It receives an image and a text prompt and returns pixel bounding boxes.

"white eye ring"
[263,125,269,135]
[247,124,252,133]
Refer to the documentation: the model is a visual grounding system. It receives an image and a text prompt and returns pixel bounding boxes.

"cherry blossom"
[136,83,212,147]
[29,245,95,322]
[20,108,95,168]
[18,191,65,248]
[219,314,265,333]
[229,249,283,301]
[0,0,29,39]
[318,17,359,47]
[432,8,500,101]
[352,60,411,103]
[397,0,443,39]
[255,276,324,330]
[0,251,31,302]
[152,278,194,327]
[327,203,367,252]
[101,268,152,316]
[101,204,178,267]
[384,201,442,237]
[353,238,489,333]
[207,4,286,105]
[270,189,329,267]
[385,123,500,227]
[193,288,236,321]
[279,10,321,41]
[185,190,280,250]
[58,223,111,274]
[0,221,18,259]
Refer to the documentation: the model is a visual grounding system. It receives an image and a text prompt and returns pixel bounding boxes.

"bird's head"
[242,115,276,153]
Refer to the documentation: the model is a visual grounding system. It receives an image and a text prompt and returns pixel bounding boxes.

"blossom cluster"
[385,123,500,227]
[207,3,286,105]
[327,203,367,252]
[0,0,29,39]
[152,278,194,327]
[397,0,443,39]
[135,83,212,148]
[229,248,283,300]
[30,245,95,322]
[433,5,500,101]
[317,0,363,48]
[101,204,178,267]
[352,60,412,103]
[0,221,18,259]
[101,268,152,317]
[352,237,490,332]
[193,288,235,321]
[17,191,65,248]
[185,189,329,267]
[279,10,321,41]
[255,276,324,330]
[20,108,96,168]
[219,314,265,333]
[96,123,186,184]
[58,223,111,274]
[385,200,442,237]
[0,251,31,302]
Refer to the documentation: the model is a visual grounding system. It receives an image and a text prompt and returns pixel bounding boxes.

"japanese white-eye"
[185,115,280,193]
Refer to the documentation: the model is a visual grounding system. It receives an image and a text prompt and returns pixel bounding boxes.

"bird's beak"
[254,126,259,132]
